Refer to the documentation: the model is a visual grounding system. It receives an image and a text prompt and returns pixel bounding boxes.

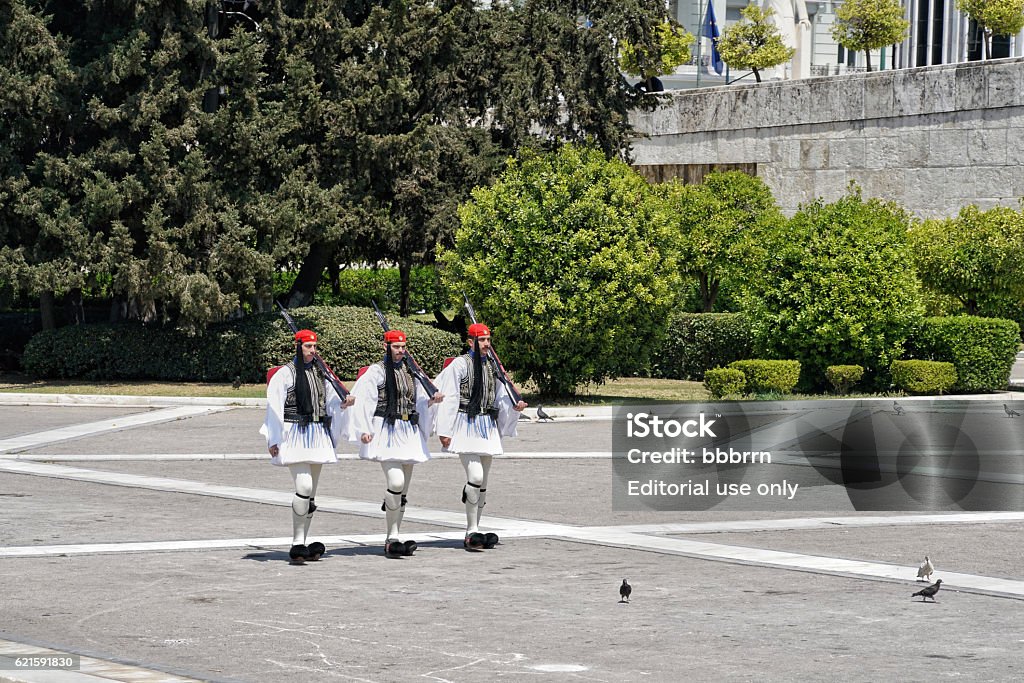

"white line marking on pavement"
[2,460,1023,599]
[0,451,611,461]
[602,512,1024,535]
[0,406,233,454]
[565,527,1024,600]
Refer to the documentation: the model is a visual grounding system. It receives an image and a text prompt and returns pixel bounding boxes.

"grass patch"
[0,372,927,404]
[0,372,711,404]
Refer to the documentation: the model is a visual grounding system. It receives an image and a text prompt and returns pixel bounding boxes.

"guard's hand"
[343,395,355,407]
[269,445,279,457]
[514,401,528,412]
[429,392,445,405]
[439,436,451,449]
[361,433,374,444]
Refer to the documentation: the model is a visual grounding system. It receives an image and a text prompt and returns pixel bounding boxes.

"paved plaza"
[0,395,1022,682]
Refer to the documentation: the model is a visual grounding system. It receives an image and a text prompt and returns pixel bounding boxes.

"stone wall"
[629,57,1024,218]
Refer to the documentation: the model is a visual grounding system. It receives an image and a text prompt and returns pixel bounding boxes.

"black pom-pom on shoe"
[306,541,326,561]
[403,540,418,556]
[463,533,485,551]
[288,544,309,564]
[483,532,499,549]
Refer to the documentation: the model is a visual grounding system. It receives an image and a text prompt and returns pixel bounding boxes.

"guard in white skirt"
[261,328,354,564]
[349,329,443,557]
[434,323,527,551]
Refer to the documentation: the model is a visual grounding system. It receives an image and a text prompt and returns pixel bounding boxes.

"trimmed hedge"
[728,360,801,394]
[890,360,957,395]
[651,312,753,380]
[22,306,463,383]
[905,316,1019,392]
[825,364,864,394]
[704,367,747,399]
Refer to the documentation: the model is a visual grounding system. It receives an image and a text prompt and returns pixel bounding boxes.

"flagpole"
[696,0,707,88]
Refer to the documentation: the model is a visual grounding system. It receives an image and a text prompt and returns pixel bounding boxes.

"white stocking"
[381,462,406,540]
[460,453,491,534]
[289,464,315,546]
[302,463,322,543]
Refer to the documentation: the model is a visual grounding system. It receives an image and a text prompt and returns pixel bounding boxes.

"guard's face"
[301,341,317,363]
[388,342,407,363]
[470,336,492,354]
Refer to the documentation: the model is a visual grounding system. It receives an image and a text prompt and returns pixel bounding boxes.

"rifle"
[462,292,523,404]
[371,299,439,398]
[276,301,350,400]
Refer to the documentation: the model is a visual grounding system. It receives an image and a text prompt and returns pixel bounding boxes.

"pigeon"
[893,401,904,416]
[916,555,934,581]
[1005,404,1020,418]
[536,405,554,421]
[232,375,242,390]
[619,579,631,603]
[911,579,942,602]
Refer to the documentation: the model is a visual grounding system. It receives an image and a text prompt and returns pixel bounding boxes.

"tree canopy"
[956,0,1024,59]
[1,0,671,329]
[831,0,910,72]
[909,204,1024,321]
[655,171,783,313]
[715,5,793,83]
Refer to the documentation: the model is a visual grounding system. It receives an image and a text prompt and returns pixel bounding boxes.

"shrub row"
[650,312,753,380]
[890,360,958,394]
[703,360,801,398]
[22,306,463,383]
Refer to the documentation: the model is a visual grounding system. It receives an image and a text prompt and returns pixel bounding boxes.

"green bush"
[890,359,957,395]
[825,364,864,394]
[740,188,923,391]
[728,360,801,394]
[704,367,747,399]
[441,144,682,396]
[905,316,1019,392]
[650,312,753,380]
[22,306,463,382]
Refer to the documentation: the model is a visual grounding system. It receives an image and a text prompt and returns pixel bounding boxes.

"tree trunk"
[706,278,720,313]
[864,50,872,72]
[110,296,127,322]
[398,261,411,316]
[699,273,713,312]
[891,44,897,70]
[752,68,761,83]
[65,288,85,324]
[328,259,341,298]
[40,291,56,330]
[285,241,332,308]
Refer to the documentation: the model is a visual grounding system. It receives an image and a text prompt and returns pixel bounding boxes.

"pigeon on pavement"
[1005,404,1020,417]
[893,401,905,416]
[916,556,934,581]
[537,405,554,421]
[619,579,631,603]
[911,579,942,602]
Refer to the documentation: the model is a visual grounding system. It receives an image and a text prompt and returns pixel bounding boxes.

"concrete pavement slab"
[1,401,1022,682]
[0,539,1020,683]
[0,407,152,441]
